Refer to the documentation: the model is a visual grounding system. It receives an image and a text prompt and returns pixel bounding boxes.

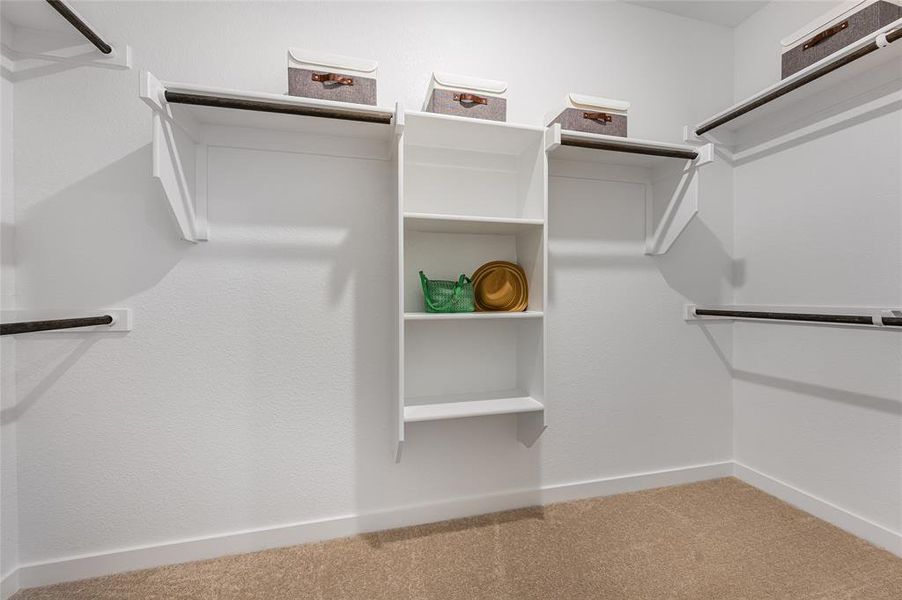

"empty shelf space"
[404,395,544,423]
[695,22,902,137]
[405,311,543,321]
[404,212,544,235]
[404,111,545,156]
[547,126,700,168]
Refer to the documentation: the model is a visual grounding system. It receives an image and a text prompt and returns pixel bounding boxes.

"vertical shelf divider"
[394,106,406,462]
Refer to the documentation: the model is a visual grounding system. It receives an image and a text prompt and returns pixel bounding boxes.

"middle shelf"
[404,212,544,235]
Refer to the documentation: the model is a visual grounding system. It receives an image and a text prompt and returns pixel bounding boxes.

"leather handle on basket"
[312,72,354,86]
[583,111,613,123]
[454,92,488,105]
[803,20,848,50]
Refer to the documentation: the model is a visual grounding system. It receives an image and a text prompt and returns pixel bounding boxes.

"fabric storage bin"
[423,72,508,122]
[545,94,630,137]
[287,48,378,105]
[781,0,902,78]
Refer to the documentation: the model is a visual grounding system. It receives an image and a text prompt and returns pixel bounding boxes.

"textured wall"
[732,0,902,535]
[7,0,733,570]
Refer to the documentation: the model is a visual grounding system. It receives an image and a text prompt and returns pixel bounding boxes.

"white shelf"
[150,78,396,139]
[404,111,545,156]
[695,21,902,139]
[405,311,543,321]
[139,71,401,243]
[547,127,702,169]
[404,212,544,235]
[404,395,544,423]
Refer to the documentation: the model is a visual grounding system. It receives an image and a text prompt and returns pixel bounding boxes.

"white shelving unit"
[546,124,713,255]
[396,112,548,460]
[137,73,723,460]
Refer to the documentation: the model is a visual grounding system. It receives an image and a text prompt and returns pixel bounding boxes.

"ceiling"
[0,0,770,35]
[627,1,769,27]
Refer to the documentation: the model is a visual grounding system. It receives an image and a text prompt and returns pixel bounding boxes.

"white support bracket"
[544,123,562,153]
[390,101,405,159]
[644,142,713,255]
[139,71,205,243]
[517,411,547,448]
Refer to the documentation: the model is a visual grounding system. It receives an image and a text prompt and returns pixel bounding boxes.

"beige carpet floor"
[14,478,902,600]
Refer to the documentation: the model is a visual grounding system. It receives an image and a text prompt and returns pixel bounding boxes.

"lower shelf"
[405,311,543,321]
[404,395,544,423]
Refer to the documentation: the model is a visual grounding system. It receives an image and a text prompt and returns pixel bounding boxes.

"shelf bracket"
[140,71,205,243]
[517,411,547,447]
[544,124,562,152]
[390,101,405,159]
[644,142,713,255]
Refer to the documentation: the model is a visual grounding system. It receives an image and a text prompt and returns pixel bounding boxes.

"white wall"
[1,15,20,594]
[732,0,838,99]
[731,0,902,542]
[4,0,735,581]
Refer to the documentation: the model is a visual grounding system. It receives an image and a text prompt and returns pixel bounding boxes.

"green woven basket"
[419,271,475,313]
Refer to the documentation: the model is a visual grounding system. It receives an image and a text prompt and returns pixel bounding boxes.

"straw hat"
[471,261,529,312]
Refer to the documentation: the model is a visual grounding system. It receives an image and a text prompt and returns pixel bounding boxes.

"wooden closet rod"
[45,0,113,55]
[0,315,114,336]
[164,91,394,124]
[693,308,902,328]
[696,25,902,136]
[560,133,699,159]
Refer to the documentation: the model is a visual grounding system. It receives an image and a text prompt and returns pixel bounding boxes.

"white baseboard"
[5,461,732,595]
[734,462,902,558]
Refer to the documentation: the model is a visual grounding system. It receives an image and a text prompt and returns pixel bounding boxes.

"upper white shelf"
[545,125,703,169]
[695,21,902,138]
[144,76,397,140]
[404,111,545,156]
[404,212,543,235]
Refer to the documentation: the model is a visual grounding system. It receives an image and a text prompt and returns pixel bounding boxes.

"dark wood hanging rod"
[560,133,699,160]
[45,0,113,55]
[693,308,902,327]
[0,315,114,336]
[164,91,394,124]
[696,26,902,136]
